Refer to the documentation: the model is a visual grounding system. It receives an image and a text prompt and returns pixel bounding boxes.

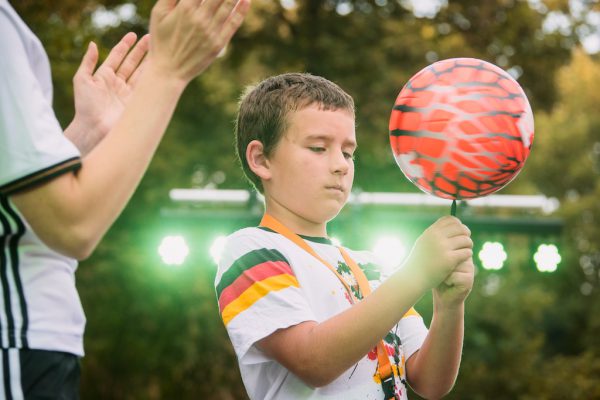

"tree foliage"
[10,0,600,398]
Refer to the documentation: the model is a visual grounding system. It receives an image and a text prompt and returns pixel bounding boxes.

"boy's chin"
[318,207,345,224]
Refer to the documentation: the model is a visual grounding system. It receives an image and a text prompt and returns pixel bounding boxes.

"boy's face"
[263,104,356,227]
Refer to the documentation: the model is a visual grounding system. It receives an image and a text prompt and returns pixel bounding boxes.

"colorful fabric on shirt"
[215,227,428,400]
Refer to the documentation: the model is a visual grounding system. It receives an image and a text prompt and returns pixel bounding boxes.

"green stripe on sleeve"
[216,248,289,297]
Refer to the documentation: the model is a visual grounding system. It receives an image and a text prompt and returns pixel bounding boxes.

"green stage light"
[478,241,507,270]
[210,235,227,265]
[534,244,561,273]
[158,235,189,266]
[372,236,407,274]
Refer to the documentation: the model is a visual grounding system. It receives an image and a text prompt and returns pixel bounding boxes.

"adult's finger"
[151,0,178,21]
[213,0,250,49]
[116,34,150,81]
[100,32,138,72]
[74,41,99,80]
[203,0,238,30]
[128,57,148,88]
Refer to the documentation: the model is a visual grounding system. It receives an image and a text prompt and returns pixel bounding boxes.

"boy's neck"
[264,199,328,238]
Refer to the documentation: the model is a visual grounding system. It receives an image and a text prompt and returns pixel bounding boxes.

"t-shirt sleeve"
[215,232,316,365]
[0,9,80,196]
[397,310,428,360]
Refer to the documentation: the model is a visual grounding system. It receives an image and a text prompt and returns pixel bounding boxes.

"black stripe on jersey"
[2,350,12,400]
[0,201,16,347]
[1,198,28,347]
[0,157,81,196]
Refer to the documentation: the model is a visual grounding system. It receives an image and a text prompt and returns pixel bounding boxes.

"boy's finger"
[74,41,99,79]
[448,235,473,251]
[100,32,138,72]
[117,34,150,81]
[441,221,471,238]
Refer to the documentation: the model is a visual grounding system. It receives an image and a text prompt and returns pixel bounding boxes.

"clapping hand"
[66,32,149,155]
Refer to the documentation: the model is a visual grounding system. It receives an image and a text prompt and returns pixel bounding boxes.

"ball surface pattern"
[389,58,534,200]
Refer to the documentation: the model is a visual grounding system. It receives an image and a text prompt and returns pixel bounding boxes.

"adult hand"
[148,0,251,85]
[65,32,150,155]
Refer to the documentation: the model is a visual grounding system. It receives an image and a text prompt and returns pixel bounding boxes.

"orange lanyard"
[259,214,393,382]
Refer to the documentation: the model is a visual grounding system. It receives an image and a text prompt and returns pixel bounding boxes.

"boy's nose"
[331,151,349,174]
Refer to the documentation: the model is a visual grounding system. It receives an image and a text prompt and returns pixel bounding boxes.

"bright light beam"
[534,244,561,273]
[478,242,507,271]
[158,235,189,266]
[373,236,407,274]
[210,236,228,265]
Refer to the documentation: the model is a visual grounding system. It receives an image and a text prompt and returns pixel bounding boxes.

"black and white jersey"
[0,0,85,357]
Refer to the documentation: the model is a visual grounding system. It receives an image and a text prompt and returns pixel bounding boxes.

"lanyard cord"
[259,214,393,382]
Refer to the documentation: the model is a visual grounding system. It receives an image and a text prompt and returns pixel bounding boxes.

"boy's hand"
[404,216,473,292]
[148,0,251,86]
[433,257,475,308]
[66,32,149,155]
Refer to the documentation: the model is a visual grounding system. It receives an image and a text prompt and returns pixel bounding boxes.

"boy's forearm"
[406,301,465,399]
[11,64,185,259]
[263,268,429,386]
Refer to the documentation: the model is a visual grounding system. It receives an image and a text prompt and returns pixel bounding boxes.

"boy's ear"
[246,140,272,180]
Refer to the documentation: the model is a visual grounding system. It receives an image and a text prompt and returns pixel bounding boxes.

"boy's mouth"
[325,185,345,193]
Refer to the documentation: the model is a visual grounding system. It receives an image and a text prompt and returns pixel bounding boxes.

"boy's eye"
[309,147,325,153]
[343,152,355,160]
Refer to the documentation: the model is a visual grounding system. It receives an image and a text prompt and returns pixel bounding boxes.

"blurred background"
[14,0,600,398]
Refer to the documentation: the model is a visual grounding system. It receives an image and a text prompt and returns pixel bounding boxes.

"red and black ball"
[389,58,534,200]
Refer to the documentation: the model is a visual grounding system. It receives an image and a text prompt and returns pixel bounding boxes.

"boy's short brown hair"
[235,73,355,193]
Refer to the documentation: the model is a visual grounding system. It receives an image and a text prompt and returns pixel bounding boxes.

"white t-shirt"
[0,0,85,356]
[216,227,428,400]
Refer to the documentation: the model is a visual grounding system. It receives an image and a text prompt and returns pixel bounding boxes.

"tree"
[8,0,599,398]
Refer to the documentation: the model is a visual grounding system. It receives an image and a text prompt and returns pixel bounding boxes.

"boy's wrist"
[398,259,432,294]
[433,291,466,315]
[392,264,430,299]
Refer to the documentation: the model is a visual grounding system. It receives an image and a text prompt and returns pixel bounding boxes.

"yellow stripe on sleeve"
[402,307,420,318]
[221,274,300,326]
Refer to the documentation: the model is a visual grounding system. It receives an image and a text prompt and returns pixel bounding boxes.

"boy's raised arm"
[257,216,473,388]
[10,0,251,260]
[405,258,474,398]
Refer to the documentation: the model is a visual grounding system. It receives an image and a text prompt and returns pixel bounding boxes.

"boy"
[216,73,474,399]
[0,0,249,397]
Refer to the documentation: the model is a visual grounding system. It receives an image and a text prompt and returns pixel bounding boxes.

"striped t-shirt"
[215,227,428,400]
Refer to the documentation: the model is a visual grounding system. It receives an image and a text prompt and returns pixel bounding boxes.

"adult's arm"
[10,0,251,259]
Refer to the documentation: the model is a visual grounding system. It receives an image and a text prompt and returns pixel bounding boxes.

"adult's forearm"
[72,64,184,231]
[12,65,186,259]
